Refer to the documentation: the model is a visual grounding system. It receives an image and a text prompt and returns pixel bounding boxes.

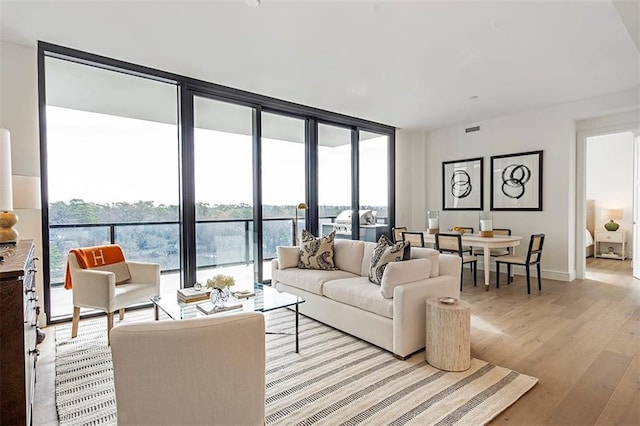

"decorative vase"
[210,287,230,308]
[604,220,620,231]
[427,211,439,234]
[479,211,493,237]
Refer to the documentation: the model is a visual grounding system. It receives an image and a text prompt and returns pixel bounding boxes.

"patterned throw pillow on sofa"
[369,234,410,285]
[298,230,337,270]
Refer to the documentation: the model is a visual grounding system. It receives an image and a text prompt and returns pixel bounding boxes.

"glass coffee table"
[151,283,305,353]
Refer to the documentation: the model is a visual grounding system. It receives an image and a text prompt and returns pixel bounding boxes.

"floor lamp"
[294,202,308,245]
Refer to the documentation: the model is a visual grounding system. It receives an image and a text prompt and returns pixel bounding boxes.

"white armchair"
[66,252,160,342]
[110,312,266,426]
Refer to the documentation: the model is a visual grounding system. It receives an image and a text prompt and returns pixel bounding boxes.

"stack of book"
[176,287,211,303]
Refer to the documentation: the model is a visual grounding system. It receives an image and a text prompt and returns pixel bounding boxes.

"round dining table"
[423,232,523,289]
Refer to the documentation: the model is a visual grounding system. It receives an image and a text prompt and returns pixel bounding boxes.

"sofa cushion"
[323,277,394,319]
[369,235,410,285]
[380,258,432,299]
[333,239,365,276]
[409,247,440,277]
[277,246,300,269]
[276,268,358,295]
[298,230,337,271]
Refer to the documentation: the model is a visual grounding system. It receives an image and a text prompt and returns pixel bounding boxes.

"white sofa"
[271,239,462,358]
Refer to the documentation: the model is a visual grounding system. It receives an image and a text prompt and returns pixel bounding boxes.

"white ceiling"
[1,0,638,130]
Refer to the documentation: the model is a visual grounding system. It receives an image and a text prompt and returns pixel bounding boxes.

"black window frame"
[37,41,395,325]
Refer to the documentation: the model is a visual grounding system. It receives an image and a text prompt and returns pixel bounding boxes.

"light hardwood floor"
[33,258,639,425]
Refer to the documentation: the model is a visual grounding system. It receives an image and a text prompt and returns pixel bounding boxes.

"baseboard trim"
[476,264,573,282]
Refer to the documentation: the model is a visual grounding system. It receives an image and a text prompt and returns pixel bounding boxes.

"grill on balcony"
[321,210,388,242]
[333,209,377,235]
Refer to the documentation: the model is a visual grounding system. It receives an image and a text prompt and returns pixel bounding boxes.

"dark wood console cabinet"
[0,240,38,425]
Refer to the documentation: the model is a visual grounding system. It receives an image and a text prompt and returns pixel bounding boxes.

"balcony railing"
[48,216,342,286]
[47,214,389,321]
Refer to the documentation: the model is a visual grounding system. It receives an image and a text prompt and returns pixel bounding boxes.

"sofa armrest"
[271,258,280,283]
[127,261,161,289]
[71,269,116,310]
[391,256,461,357]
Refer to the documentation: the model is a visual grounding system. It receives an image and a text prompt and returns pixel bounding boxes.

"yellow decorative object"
[0,211,18,244]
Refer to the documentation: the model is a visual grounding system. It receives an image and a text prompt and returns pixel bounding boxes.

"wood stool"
[425,297,471,371]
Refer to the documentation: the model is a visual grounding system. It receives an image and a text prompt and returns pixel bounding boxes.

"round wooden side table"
[425,297,471,371]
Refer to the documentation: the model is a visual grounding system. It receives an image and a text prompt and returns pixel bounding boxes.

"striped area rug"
[55,309,537,425]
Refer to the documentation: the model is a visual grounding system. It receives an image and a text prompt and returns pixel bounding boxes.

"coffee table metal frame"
[151,283,305,353]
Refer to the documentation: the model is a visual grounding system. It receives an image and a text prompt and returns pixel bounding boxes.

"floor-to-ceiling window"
[193,96,255,286]
[359,130,390,239]
[261,113,306,280]
[39,42,395,324]
[318,123,352,237]
[44,56,179,320]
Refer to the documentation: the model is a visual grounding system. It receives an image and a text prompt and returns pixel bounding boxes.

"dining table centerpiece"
[206,274,236,308]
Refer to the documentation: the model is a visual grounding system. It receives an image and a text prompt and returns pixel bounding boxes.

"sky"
[46,106,388,207]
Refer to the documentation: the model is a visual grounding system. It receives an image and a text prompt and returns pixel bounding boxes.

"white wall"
[397,88,639,282]
[395,129,427,229]
[586,132,634,258]
[1,40,45,317]
[426,110,575,281]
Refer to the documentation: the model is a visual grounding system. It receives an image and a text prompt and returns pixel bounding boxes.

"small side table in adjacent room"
[425,297,471,372]
[594,230,627,260]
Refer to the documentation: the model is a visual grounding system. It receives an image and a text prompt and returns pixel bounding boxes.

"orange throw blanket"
[64,244,130,289]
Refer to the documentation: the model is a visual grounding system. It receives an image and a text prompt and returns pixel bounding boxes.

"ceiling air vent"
[465,125,480,133]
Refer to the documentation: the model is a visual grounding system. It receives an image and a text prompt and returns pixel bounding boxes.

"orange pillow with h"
[64,244,132,289]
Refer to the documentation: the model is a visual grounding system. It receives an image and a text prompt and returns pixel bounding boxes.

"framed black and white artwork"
[442,157,483,210]
[490,150,543,211]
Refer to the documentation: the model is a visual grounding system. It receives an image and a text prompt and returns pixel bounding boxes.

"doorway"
[578,127,639,281]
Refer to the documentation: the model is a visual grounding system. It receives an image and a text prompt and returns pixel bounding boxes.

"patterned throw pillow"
[369,234,411,285]
[298,230,337,270]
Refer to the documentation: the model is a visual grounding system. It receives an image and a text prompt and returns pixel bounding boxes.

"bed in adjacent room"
[586,199,595,257]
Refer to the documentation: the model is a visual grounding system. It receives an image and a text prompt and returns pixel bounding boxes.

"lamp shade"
[12,175,41,209]
[606,209,623,220]
[0,129,13,212]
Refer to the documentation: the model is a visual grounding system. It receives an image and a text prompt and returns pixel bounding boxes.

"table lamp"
[604,209,622,231]
[0,175,42,245]
[0,129,17,245]
[13,175,41,211]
